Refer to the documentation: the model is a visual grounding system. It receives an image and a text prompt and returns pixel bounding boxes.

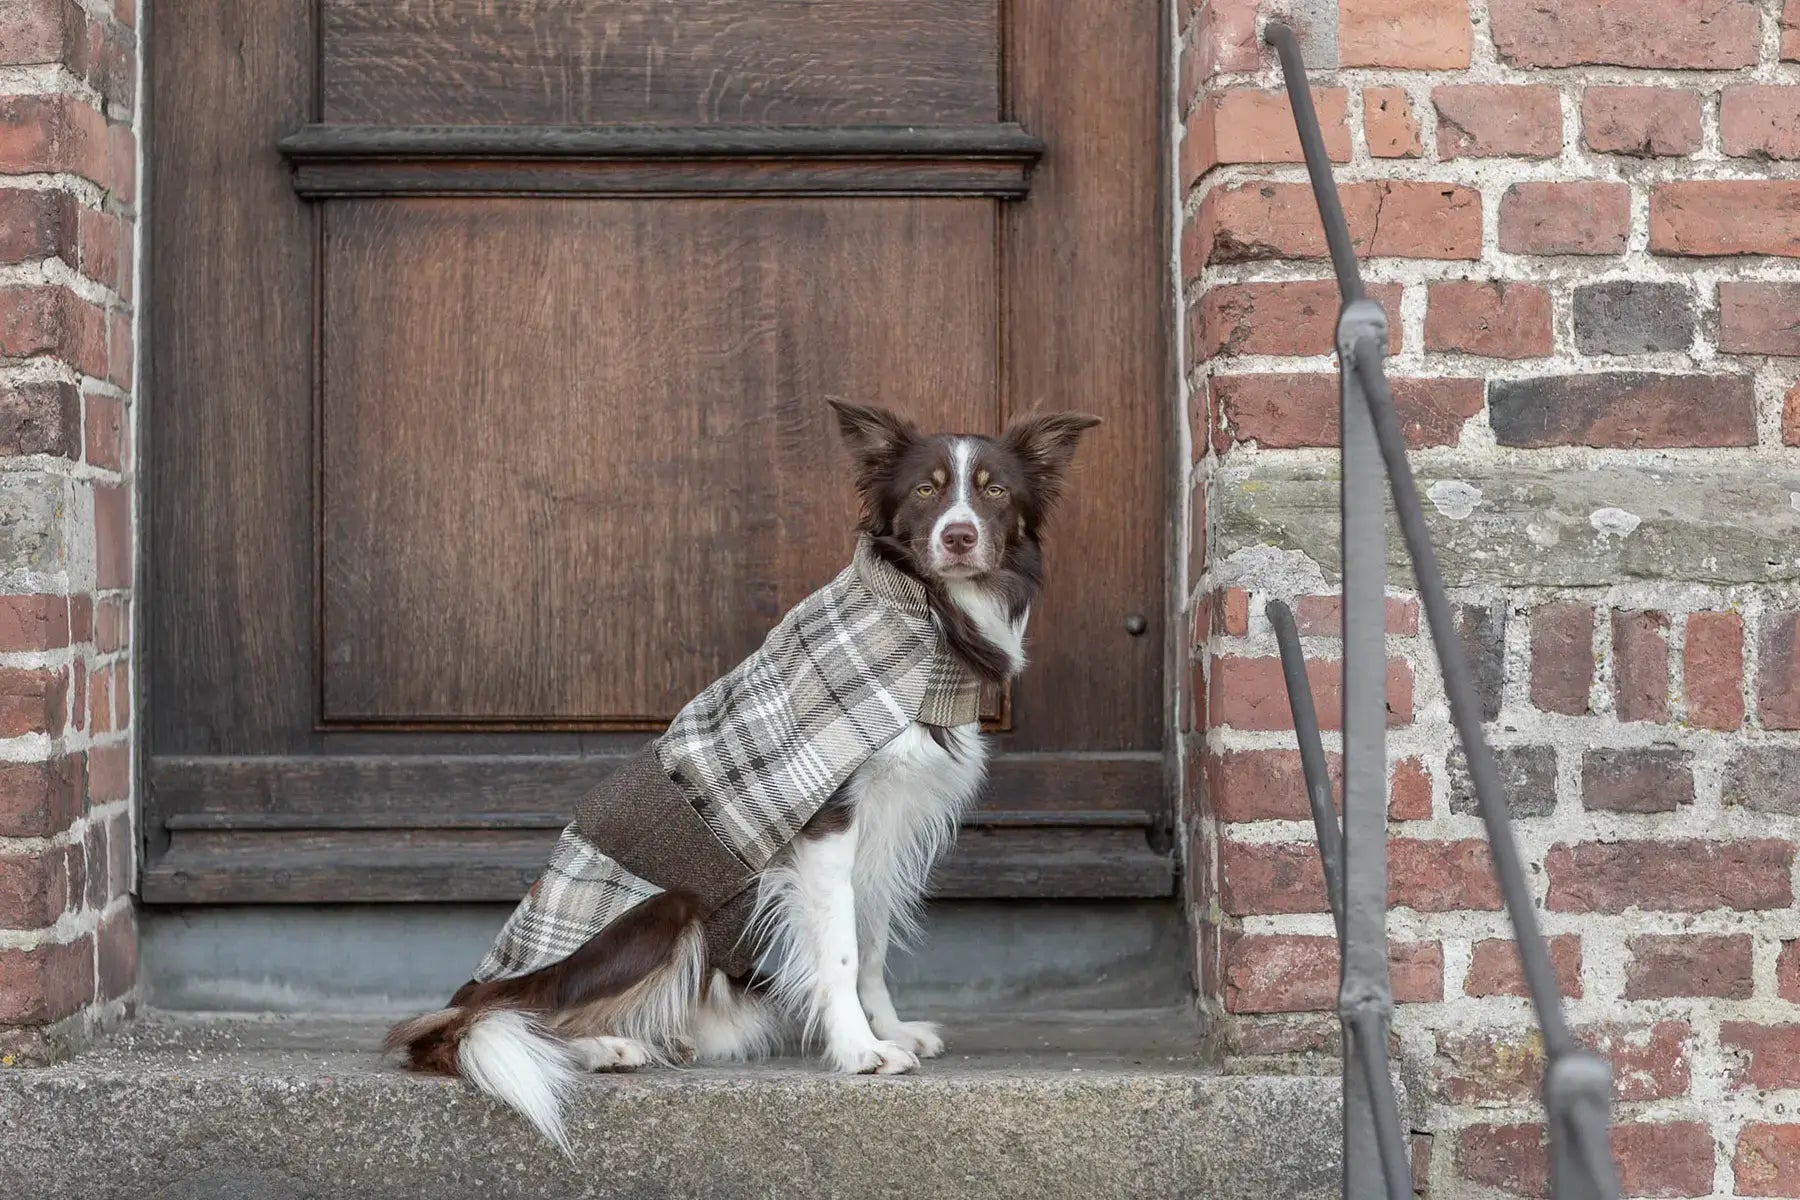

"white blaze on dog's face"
[827,401,1101,586]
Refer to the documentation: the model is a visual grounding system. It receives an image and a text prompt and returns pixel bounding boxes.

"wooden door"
[144,0,1169,904]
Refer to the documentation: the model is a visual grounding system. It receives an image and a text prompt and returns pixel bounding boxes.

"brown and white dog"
[385,401,1098,1149]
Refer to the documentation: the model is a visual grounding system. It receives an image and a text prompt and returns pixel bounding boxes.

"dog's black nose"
[940,523,978,553]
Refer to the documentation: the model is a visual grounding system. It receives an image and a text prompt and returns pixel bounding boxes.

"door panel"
[321,197,997,724]
[146,0,1170,903]
[321,0,1001,126]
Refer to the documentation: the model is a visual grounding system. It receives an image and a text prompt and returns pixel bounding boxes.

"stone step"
[0,1009,1345,1200]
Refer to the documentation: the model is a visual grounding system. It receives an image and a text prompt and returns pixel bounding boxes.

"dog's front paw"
[832,1039,920,1075]
[569,1035,653,1073]
[873,1019,944,1059]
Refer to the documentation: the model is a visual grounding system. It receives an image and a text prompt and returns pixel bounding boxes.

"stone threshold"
[0,1008,1344,1200]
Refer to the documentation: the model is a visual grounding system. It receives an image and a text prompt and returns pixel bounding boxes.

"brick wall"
[0,0,139,1064]
[1179,0,1800,1195]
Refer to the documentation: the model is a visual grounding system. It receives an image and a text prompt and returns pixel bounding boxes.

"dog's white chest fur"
[843,722,988,940]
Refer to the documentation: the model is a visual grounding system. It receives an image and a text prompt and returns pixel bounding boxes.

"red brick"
[1197,281,1401,359]
[1220,837,1498,916]
[0,756,84,838]
[112,657,128,730]
[1434,86,1562,160]
[1215,587,1249,637]
[105,120,134,206]
[1363,88,1421,158]
[0,595,68,653]
[1292,594,1419,637]
[1722,86,1800,160]
[1466,935,1583,1000]
[1461,1121,1713,1199]
[1737,1124,1800,1196]
[1548,839,1792,913]
[1684,611,1744,730]
[0,379,79,458]
[1206,746,1327,822]
[86,743,125,805]
[1388,757,1431,820]
[1215,374,1483,449]
[94,597,125,654]
[1788,382,1800,446]
[74,206,123,295]
[1224,933,1441,1013]
[0,667,66,738]
[82,391,124,471]
[1583,87,1702,157]
[1788,0,1800,62]
[0,187,75,266]
[96,904,133,1001]
[1722,1023,1800,1092]
[1625,933,1754,999]
[1208,181,1481,264]
[1588,1021,1691,1102]
[0,935,93,1024]
[106,309,131,390]
[0,845,77,928]
[0,0,85,66]
[1580,748,1693,814]
[1435,1027,1547,1105]
[1720,284,1800,355]
[1499,183,1629,256]
[1180,102,1216,191]
[1613,609,1670,721]
[1759,610,1800,729]
[0,284,107,377]
[93,483,130,590]
[1424,282,1553,359]
[1209,654,1413,731]
[1529,604,1593,716]
[87,662,111,734]
[1211,89,1349,165]
[1491,0,1758,69]
[0,95,110,186]
[67,593,90,644]
[1652,182,1800,257]
[69,658,85,735]
[80,817,105,909]
[1199,0,1260,73]
[1339,0,1471,69]
[1781,940,1800,1003]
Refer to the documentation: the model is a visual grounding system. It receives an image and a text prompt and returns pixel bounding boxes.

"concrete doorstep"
[0,1008,1344,1200]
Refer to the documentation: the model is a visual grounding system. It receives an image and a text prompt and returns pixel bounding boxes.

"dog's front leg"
[786,827,919,1075]
[858,910,944,1058]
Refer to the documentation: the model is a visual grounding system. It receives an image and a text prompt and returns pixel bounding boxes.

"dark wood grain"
[147,753,1163,819]
[141,825,1173,904]
[1002,0,1168,752]
[319,197,997,724]
[321,0,1000,127]
[278,124,1045,198]
[147,0,316,756]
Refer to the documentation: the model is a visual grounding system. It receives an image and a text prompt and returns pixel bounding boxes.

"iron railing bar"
[1265,599,1346,936]
[1350,1012,1414,1200]
[1264,23,1365,304]
[1347,345,1573,1052]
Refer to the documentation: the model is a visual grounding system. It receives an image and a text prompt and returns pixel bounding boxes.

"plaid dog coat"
[471,537,985,982]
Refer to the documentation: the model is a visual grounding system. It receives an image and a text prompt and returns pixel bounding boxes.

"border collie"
[384,401,1098,1149]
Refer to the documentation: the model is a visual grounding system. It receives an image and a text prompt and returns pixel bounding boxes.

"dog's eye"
[985,485,1007,498]
[915,483,937,497]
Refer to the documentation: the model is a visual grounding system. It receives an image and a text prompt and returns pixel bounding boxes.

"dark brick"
[1449,744,1557,819]
[1625,933,1754,1000]
[1572,282,1695,355]
[1490,374,1756,448]
[1724,745,1800,814]
[1457,603,1506,721]
[0,380,79,458]
[1581,748,1694,813]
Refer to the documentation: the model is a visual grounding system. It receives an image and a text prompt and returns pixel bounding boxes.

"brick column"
[0,0,139,1064]
[1178,1,1800,1195]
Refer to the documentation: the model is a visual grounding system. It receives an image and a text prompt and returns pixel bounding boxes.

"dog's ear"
[828,400,918,467]
[1002,411,1101,510]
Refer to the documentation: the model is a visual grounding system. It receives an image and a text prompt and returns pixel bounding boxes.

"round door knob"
[1124,613,1147,636]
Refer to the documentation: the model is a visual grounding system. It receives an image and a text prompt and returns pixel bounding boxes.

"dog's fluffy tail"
[385,1006,581,1155]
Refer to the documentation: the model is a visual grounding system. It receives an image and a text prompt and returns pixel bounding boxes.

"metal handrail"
[1256,24,1621,1200]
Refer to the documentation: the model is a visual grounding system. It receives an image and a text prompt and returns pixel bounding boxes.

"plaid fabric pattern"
[473,830,660,981]
[470,538,983,983]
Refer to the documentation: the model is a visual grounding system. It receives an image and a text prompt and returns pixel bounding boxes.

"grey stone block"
[1449,744,1558,819]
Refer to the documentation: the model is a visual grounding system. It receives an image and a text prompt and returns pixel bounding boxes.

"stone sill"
[1,1009,1346,1200]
